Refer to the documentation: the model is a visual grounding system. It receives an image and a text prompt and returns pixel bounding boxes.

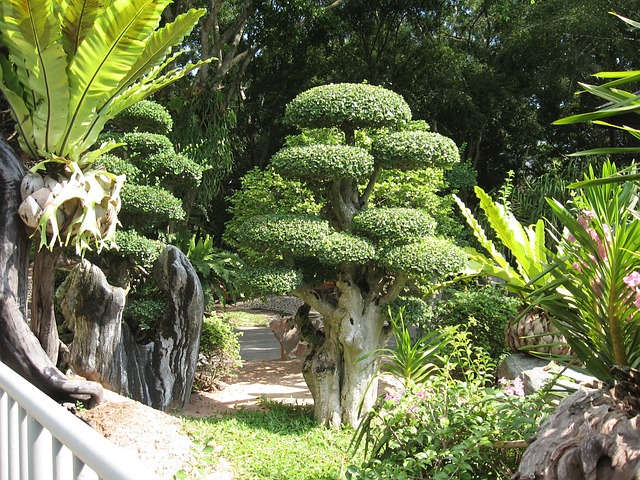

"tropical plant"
[193,314,242,391]
[528,161,640,381]
[453,186,568,355]
[348,326,558,480]
[0,0,207,404]
[1,0,207,254]
[454,186,551,293]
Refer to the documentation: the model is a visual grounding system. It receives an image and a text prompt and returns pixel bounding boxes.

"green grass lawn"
[217,308,271,328]
[181,400,358,479]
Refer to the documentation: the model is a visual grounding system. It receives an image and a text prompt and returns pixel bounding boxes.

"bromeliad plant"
[529,161,640,381]
[0,0,208,254]
[454,186,568,355]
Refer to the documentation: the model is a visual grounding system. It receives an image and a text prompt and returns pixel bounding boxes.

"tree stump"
[60,246,204,411]
[514,373,640,480]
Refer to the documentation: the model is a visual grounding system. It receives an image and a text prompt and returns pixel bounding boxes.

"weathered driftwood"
[60,246,204,411]
[0,136,103,405]
[513,374,640,480]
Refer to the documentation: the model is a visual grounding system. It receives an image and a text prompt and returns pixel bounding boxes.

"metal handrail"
[0,361,160,480]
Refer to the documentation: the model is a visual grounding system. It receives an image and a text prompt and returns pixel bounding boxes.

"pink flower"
[577,210,596,228]
[385,388,403,404]
[415,389,427,401]
[624,271,640,288]
[634,292,640,310]
[503,377,525,397]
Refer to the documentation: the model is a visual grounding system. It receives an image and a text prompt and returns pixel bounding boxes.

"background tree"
[0,0,205,405]
[226,83,467,427]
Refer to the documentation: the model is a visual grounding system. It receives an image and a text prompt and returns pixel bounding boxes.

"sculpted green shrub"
[113,100,173,135]
[194,315,242,389]
[284,83,412,129]
[229,83,465,427]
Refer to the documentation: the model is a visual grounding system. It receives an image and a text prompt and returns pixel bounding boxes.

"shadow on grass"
[182,399,357,480]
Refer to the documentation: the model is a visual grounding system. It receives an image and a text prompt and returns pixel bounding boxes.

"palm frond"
[61,0,171,156]
[59,0,107,56]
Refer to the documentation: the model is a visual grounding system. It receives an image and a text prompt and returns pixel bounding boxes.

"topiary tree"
[227,83,467,427]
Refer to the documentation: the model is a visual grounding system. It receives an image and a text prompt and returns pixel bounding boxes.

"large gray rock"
[498,353,595,394]
[60,246,204,411]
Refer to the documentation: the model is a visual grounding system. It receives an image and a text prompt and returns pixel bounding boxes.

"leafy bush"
[110,229,165,273]
[435,285,519,359]
[131,151,203,190]
[122,132,174,157]
[120,183,185,227]
[380,237,467,279]
[97,153,142,182]
[352,207,437,246]
[348,326,558,480]
[123,284,167,343]
[194,315,242,390]
[271,145,374,180]
[284,83,412,129]
[372,130,460,170]
[113,100,173,135]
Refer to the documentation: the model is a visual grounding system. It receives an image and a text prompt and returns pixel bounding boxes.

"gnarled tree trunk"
[300,278,390,427]
[59,246,204,411]
[514,370,640,480]
[0,137,103,405]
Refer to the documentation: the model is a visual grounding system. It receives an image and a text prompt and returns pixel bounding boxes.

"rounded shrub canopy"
[318,232,376,266]
[352,207,437,245]
[235,265,303,296]
[237,214,333,257]
[271,145,374,181]
[379,237,467,278]
[372,131,459,170]
[114,100,173,135]
[284,83,412,130]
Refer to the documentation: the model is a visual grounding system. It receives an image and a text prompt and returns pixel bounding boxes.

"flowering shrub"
[532,161,640,380]
[347,329,558,479]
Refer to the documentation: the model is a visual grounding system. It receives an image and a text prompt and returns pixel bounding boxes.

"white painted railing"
[0,361,159,480]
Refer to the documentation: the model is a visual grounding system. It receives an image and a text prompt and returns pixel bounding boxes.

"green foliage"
[530,161,640,380]
[317,232,376,266]
[349,328,558,480]
[224,167,321,254]
[380,237,467,279]
[352,207,437,246]
[284,127,345,147]
[270,145,374,180]
[388,297,433,330]
[236,214,333,258]
[121,132,174,157]
[446,161,478,192]
[371,131,460,170]
[435,285,520,360]
[122,282,168,342]
[113,100,173,135]
[234,266,303,296]
[178,234,242,307]
[375,310,452,387]
[182,402,355,479]
[120,183,185,227]
[194,314,242,390]
[132,151,203,190]
[0,0,206,164]
[552,14,640,157]
[284,83,412,130]
[97,154,141,183]
[454,186,552,296]
[110,229,164,273]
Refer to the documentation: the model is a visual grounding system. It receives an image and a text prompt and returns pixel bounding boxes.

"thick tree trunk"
[60,246,204,411]
[0,137,103,405]
[302,282,389,427]
[31,247,62,363]
[513,372,640,480]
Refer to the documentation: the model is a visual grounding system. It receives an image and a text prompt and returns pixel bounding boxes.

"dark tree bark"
[60,246,204,412]
[514,370,640,480]
[31,246,62,363]
[0,136,103,405]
